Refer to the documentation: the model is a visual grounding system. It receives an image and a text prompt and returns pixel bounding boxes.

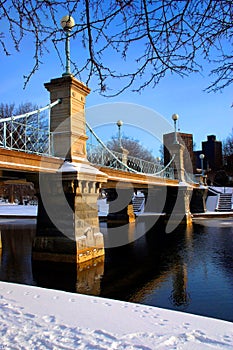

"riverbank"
[192,211,233,219]
[0,203,37,218]
[0,281,232,349]
[1,203,233,220]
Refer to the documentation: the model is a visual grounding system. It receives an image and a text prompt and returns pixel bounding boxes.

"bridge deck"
[0,148,62,173]
[99,166,185,187]
[0,150,199,188]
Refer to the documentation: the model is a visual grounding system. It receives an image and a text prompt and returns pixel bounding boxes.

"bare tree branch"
[0,0,232,96]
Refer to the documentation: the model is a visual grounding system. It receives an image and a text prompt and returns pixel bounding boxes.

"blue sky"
[1,28,232,156]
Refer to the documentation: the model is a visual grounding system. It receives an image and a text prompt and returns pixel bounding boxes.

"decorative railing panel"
[0,120,51,155]
[86,142,174,179]
[0,100,60,156]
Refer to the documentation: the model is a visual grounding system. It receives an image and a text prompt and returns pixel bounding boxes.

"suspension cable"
[0,99,61,123]
[86,121,175,177]
[86,121,138,173]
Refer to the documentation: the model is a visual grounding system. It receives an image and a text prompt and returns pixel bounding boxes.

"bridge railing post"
[116,146,129,170]
[10,118,13,149]
[101,149,104,167]
[25,114,28,152]
[3,122,6,148]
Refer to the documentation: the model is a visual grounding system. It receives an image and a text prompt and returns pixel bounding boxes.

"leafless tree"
[0,102,39,119]
[0,103,15,119]
[0,1,232,96]
[107,136,156,161]
[0,102,47,151]
[223,129,233,157]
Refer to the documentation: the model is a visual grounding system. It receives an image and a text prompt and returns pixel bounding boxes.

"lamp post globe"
[60,15,75,31]
[172,113,179,122]
[199,153,205,176]
[116,120,123,147]
[117,120,123,128]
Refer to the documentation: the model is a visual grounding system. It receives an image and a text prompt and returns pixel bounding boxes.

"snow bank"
[0,204,37,217]
[209,187,233,194]
[0,281,232,349]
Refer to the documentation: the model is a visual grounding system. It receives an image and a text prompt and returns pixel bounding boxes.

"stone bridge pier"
[33,75,107,264]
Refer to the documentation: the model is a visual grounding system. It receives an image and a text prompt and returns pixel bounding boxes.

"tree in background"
[107,136,156,162]
[222,129,233,178]
[0,102,48,152]
[223,129,233,157]
[213,170,229,187]
[0,103,15,119]
[0,1,232,96]
[0,102,39,118]
[159,145,164,164]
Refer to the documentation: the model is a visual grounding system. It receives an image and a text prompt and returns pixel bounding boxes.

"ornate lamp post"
[60,15,75,76]
[199,153,205,176]
[172,113,179,144]
[117,120,123,148]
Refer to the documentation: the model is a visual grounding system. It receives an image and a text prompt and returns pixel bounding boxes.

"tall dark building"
[202,135,222,171]
[163,132,195,173]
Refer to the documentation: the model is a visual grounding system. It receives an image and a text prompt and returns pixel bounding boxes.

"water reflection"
[0,217,233,321]
[193,217,233,227]
[76,256,104,295]
[100,219,149,248]
[100,222,189,305]
[170,262,190,307]
[0,219,36,285]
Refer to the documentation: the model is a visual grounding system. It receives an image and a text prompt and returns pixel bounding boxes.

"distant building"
[194,135,223,171]
[203,135,222,170]
[163,132,195,173]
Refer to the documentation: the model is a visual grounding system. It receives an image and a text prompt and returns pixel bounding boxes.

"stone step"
[132,197,145,213]
[216,193,232,212]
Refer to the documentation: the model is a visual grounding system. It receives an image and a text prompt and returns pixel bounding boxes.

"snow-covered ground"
[0,204,37,217]
[0,281,232,349]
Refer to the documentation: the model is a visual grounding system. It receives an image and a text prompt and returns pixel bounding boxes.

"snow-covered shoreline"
[1,203,233,219]
[0,281,232,349]
[0,204,37,217]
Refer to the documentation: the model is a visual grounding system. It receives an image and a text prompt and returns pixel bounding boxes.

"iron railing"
[86,143,174,178]
[0,103,176,180]
[0,99,60,156]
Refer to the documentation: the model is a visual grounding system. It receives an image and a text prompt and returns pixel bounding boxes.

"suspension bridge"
[0,98,175,176]
[0,75,206,265]
[0,97,196,185]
